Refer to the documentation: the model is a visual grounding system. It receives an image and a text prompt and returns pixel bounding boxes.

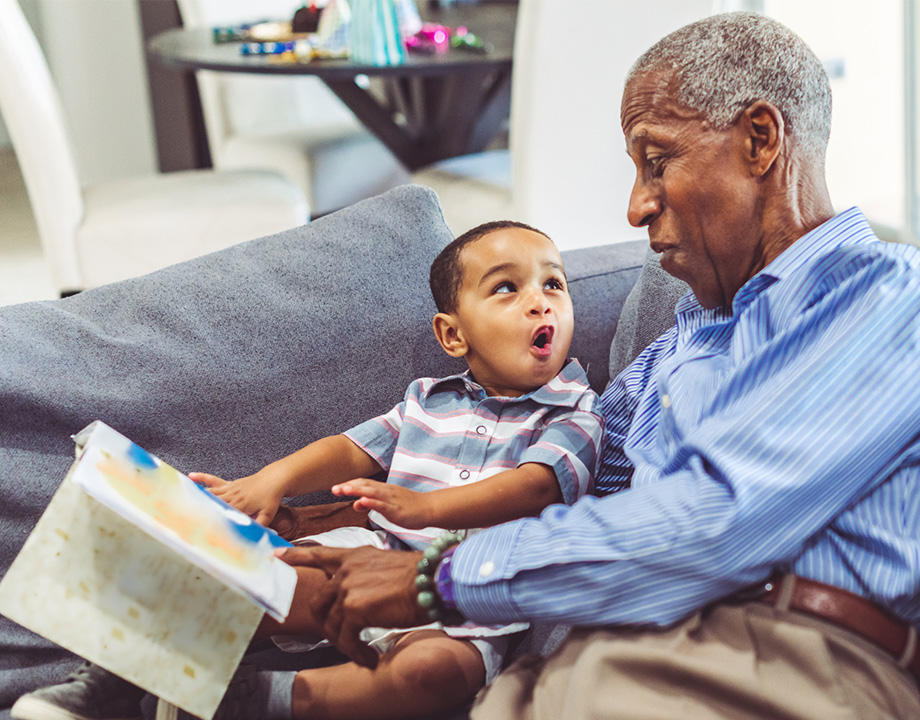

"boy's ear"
[433,313,468,358]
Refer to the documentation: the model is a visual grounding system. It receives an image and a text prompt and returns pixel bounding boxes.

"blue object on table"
[239,41,296,56]
[350,0,407,66]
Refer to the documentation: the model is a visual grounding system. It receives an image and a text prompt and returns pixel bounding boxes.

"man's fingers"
[334,617,379,669]
[275,545,348,577]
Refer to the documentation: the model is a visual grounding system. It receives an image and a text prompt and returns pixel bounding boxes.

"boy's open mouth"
[531,326,554,356]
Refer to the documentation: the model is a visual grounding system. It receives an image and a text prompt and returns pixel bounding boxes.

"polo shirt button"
[476,425,487,435]
[459,469,470,480]
[661,394,671,409]
[479,561,495,577]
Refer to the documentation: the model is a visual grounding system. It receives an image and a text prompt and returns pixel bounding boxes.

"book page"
[69,421,296,621]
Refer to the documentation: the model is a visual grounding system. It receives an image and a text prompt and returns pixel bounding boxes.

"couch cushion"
[0,184,457,709]
[608,246,689,380]
[562,239,647,392]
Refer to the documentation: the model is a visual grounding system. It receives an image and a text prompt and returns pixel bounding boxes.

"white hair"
[626,11,832,165]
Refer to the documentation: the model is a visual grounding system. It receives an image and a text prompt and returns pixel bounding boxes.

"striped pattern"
[344,359,603,550]
[450,208,920,630]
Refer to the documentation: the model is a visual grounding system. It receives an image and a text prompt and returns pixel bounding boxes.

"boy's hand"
[331,479,436,529]
[189,472,286,527]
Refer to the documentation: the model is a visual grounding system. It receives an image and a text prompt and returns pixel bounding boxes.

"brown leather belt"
[751,573,920,683]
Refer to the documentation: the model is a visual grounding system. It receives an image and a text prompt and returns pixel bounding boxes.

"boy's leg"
[289,629,485,720]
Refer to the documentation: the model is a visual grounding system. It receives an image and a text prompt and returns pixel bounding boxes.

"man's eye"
[647,156,665,177]
[493,282,515,294]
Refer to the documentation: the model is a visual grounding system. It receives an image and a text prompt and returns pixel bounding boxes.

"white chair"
[175,0,411,218]
[0,0,309,296]
[413,0,731,251]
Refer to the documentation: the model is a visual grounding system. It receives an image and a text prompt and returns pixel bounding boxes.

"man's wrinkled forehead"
[621,69,707,142]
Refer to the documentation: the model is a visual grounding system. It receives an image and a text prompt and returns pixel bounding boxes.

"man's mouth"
[650,239,674,255]
[531,326,554,356]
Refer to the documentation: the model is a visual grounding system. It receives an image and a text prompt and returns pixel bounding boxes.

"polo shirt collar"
[426,358,590,407]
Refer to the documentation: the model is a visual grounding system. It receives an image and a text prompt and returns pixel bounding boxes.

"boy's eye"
[544,278,565,291]
[493,281,516,294]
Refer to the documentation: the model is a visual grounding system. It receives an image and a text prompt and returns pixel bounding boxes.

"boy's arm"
[333,392,604,530]
[332,462,561,530]
[190,434,381,526]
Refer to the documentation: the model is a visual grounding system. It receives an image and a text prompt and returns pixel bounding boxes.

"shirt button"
[476,425,487,435]
[479,561,495,577]
[661,394,671,409]
[459,469,470,480]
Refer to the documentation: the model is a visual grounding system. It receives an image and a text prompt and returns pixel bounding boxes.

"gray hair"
[626,11,832,164]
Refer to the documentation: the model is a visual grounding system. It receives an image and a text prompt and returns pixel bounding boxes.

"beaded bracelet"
[415,531,465,625]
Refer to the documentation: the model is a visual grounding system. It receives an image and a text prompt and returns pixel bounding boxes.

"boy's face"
[437,228,574,397]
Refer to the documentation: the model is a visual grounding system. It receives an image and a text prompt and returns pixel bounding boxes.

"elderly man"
[283,11,920,719]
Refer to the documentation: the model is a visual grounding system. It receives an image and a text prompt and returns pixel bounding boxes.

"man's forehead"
[621,70,701,132]
[621,79,711,150]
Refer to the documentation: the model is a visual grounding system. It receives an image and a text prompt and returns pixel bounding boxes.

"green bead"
[438,531,461,550]
[423,545,441,562]
[417,591,436,609]
[427,607,442,623]
[414,573,433,590]
[417,556,435,573]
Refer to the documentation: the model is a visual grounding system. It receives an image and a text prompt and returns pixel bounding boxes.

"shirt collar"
[757,206,877,282]
[675,207,877,319]
[425,358,591,407]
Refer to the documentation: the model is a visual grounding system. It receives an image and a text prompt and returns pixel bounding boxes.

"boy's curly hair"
[429,220,551,314]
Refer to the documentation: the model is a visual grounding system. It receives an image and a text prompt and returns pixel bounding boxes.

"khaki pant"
[471,602,920,720]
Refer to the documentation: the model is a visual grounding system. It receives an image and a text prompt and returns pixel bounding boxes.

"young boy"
[13,221,603,720]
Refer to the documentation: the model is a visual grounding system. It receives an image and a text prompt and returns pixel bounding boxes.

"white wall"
[0,0,157,184]
[763,0,905,233]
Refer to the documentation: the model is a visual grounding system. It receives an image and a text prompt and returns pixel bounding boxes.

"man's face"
[450,228,574,397]
[621,71,762,308]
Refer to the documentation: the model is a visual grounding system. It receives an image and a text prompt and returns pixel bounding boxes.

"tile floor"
[0,146,57,307]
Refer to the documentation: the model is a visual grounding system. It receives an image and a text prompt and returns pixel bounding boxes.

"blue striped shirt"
[450,208,920,629]
[344,359,602,550]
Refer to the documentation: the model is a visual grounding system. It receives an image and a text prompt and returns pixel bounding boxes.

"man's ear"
[433,313,468,357]
[742,100,784,177]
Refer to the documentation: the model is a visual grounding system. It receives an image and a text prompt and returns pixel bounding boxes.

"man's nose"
[627,178,660,228]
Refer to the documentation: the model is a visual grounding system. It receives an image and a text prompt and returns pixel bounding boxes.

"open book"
[0,421,297,718]
[70,421,296,621]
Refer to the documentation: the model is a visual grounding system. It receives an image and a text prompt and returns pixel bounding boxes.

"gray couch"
[0,185,686,717]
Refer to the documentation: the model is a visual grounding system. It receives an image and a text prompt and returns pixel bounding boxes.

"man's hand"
[276,545,428,668]
[331,479,435,529]
[190,472,285,527]
[269,501,370,541]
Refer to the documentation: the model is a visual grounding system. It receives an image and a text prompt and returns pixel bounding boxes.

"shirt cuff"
[434,546,458,609]
[449,523,524,624]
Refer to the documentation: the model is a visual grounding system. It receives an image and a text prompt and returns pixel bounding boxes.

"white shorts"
[273,525,520,683]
